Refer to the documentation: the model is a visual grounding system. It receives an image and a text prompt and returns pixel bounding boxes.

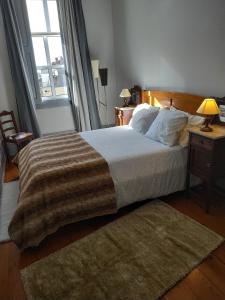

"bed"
[81,126,187,209]
[9,90,205,249]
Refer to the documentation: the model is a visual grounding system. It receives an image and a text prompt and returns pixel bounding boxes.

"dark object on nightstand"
[214,96,225,124]
[0,110,33,161]
[186,125,225,213]
[114,106,136,126]
[130,85,142,105]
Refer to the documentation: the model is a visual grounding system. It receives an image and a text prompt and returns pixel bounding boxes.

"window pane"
[32,37,47,67]
[48,0,60,32]
[26,0,47,33]
[52,68,68,96]
[48,36,64,65]
[37,69,53,97]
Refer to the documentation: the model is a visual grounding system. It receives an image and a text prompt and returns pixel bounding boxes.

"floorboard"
[4,162,19,183]
[163,280,199,300]
[185,268,225,300]
[1,165,225,300]
[198,255,225,295]
[214,243,225,265]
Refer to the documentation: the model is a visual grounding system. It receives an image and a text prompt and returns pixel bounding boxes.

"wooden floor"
[1,165,225,300]
[4,162,19,183]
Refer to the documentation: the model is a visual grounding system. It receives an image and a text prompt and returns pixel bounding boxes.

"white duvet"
[81,126,187,209]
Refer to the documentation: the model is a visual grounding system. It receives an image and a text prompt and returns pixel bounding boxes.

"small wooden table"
[186,125,225,212]
[114,106,136,126]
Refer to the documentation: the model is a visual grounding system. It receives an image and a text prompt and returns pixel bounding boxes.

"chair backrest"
[0,110,18,140]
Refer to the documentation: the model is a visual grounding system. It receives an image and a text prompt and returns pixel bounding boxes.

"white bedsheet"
[81,126,187,209]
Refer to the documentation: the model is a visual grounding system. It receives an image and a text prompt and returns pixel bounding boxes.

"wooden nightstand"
[186,125,225,212]
[114,106,136,126]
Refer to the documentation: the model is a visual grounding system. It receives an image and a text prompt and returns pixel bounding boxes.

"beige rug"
[21,200,224,300]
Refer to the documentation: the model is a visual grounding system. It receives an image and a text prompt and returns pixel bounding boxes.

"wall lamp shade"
[120,89,131,98]
[197,98,220,132]
[197,98,220,115]
[91,60,100,79]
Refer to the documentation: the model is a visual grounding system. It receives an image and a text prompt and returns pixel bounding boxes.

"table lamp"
[120,89,131,107]
[197,98,220,132]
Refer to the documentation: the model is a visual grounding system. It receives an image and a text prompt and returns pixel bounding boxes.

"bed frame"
[140,90,204,115]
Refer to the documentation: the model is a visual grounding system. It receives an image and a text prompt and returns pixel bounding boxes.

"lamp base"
[200,126,213,132]
[122,98,129,107]
[200,116,213,132]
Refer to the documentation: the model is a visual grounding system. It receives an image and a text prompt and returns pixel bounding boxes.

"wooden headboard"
[141,90,204,115]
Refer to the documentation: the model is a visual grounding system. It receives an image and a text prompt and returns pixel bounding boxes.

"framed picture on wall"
[215,97,225,124]
[219,105,225,122]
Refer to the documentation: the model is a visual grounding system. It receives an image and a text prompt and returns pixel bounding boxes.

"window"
[26,0,68,106]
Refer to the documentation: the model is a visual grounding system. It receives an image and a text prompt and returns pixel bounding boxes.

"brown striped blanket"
[8,132,117,250]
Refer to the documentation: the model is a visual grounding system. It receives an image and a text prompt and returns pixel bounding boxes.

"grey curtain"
[0,0,41,138]
[57,0,101,131]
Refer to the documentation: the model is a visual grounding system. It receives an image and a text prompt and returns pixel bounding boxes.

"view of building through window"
[26,0,68,101]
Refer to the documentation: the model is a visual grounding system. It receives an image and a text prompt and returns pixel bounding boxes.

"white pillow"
[170,106,205,146]
[132,103,152,115]
[179,115,205,146]
[129,106,160,134]
[145,109,188,146]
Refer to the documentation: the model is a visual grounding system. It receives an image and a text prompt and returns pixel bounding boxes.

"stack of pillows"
[129,103,205,147]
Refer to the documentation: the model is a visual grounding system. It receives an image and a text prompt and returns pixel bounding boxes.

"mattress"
[81,126,188,209]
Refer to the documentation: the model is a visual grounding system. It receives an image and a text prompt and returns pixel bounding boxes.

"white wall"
[82,0,120,125]
[36,106,75,135]
[112,0,225,97]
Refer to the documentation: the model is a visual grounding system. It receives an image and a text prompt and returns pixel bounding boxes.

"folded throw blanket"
[9,132,117,249]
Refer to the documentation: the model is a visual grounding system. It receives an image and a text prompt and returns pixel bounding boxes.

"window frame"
[27,0,70,109]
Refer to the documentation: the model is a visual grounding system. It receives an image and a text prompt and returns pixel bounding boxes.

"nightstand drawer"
[190,148,214,179]
[191,134,214,150]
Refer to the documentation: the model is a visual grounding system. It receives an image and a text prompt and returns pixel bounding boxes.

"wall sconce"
[99,68,108,86]
[91,60,100,79]
[91,61,109,125]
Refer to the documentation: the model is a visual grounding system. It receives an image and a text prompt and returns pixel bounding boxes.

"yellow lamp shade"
[120,89,131,98]
[197,98,220,115]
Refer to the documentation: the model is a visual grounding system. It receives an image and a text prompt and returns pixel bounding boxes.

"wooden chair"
[0,110,33,161]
